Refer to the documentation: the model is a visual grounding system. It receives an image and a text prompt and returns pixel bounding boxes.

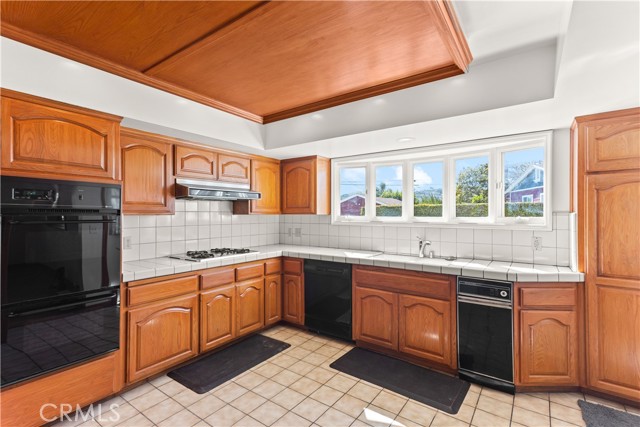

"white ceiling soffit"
[265,0,640,159]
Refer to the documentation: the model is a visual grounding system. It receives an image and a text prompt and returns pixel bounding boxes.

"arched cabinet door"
[121,129,174,214]
[174,145,217,180]
[251,159,281,214]
[585,171,640,400]
[281,158,315,213]
[265,274,282,325]
[1,94,120,181]
[236,278,264,336]
[127,295,198,383]
[219,154,250,184]
[353,286,398,350]
[200,285,236,351]
[283,274,304,325]
[399,294,451,365]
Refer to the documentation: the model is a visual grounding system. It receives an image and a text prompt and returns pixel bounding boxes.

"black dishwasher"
[304,260,352,341]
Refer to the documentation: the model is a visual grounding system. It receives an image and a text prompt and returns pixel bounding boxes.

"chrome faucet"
[416,236,432,258]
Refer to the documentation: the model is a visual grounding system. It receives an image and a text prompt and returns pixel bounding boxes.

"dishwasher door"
[304,260,352,341]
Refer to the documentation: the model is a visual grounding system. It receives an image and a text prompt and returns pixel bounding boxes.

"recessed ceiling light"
[397,137,415,143]
[311,113,323,120]
[62,60,81,69]
[177,99,189,105]
[373,98,386,106]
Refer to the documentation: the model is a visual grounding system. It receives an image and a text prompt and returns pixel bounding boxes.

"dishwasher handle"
[304,261,351,277]
[458,294,512,309]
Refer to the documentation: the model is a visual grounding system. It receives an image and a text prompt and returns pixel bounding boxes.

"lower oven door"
[0,289,120,387]
[457,296,513,385]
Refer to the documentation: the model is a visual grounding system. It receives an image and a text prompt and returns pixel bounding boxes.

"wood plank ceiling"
[0,1,472,123]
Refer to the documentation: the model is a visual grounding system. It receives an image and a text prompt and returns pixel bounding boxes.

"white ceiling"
[1,1,638,159]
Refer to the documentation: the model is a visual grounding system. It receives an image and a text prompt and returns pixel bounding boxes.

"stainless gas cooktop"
[169,248,255,262]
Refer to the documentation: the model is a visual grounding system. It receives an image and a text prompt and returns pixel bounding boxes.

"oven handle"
[457,294,512,309]
[8,219,118,225]
[6,293,118,318]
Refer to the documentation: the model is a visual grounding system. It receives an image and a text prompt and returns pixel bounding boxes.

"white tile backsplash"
[277,212,574,267]
[123,207,574,267]
[122,201,280,261]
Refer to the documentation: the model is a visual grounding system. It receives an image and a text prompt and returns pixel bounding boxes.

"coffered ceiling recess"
[0,1,472,124]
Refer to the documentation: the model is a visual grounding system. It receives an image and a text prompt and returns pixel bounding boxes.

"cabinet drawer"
[265,258,282,275]
[128,276,198,307]
[283,258,303,275]
[520,287,577,309]
[201,267,235,290]
[236,262,264,281]
[354,266,452,300]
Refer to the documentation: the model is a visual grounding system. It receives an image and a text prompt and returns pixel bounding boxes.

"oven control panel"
[12,188,55,201]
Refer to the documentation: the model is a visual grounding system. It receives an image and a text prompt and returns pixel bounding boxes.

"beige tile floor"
[54,325,638,427]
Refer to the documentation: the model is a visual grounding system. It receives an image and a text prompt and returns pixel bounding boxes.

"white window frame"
[331,131,552,230]
[409,158,447,222]
[521,195,534,203]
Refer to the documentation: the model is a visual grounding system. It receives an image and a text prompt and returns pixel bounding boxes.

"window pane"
[455,156,489,217]
[339,167,366,217]
[414,162,443,217]
[375,165,403,217]
[503,147,544,217]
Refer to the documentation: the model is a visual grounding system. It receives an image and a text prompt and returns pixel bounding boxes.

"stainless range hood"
[175,178,261,201]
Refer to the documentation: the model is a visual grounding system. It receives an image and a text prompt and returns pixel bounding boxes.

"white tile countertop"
[122,244,584,283]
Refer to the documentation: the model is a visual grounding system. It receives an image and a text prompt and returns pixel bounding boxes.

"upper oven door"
[1,213,121,307]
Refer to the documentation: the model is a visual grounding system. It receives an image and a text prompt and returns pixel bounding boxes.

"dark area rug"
[168,335,290,394]
[330,347,469,414]
[578,400,640,427]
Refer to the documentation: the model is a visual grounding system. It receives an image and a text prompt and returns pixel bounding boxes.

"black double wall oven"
[1,177,121,387]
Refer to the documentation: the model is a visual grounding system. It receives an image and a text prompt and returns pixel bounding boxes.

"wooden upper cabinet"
[174,145,217,180]
[398,294,452,366]
[219,154,250,184]
[353,286,398,350]
[127,294,198,383]
[0,90,121,182]
[573,108,640,173]
[121,129,174,214]
[281,156,330,214]
[233,158,281,214]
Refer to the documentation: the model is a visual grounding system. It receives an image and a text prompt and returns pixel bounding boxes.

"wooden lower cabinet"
[236,278,265,336]
[265,274,282,325]
[519,310,579,385]
[515,283,580,387]
[200,285,236,352]
[283,274,304,325]
[0,352,121,427]
[399,294,452,366]
[127,294,198,382]
[353,286,398,350]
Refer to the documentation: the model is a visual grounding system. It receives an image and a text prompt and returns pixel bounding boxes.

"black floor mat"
[330,347,469,414]
[167,335,290,394]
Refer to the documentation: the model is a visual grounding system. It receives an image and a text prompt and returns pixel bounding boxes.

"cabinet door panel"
[283,274,303,325]
[174,145,217,179]
[265,274,282,326]
[353,286,398,350]
[586,171,640,400]
[236,278,264,336]
[399,294,451,365]
[121,130,174,214]
[585,114,640,172]
[520,310,578,385]
[251,159,281,214]
[281,158,315,214]
[1,96,119,181]
[201,285,235,351]
[127,295,198,382]
[219,154,250,184]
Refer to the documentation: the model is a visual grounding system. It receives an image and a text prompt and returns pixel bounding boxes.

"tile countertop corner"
[122,244,585,283]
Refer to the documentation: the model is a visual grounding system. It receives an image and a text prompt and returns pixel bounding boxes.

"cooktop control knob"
[500,290,508,298]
